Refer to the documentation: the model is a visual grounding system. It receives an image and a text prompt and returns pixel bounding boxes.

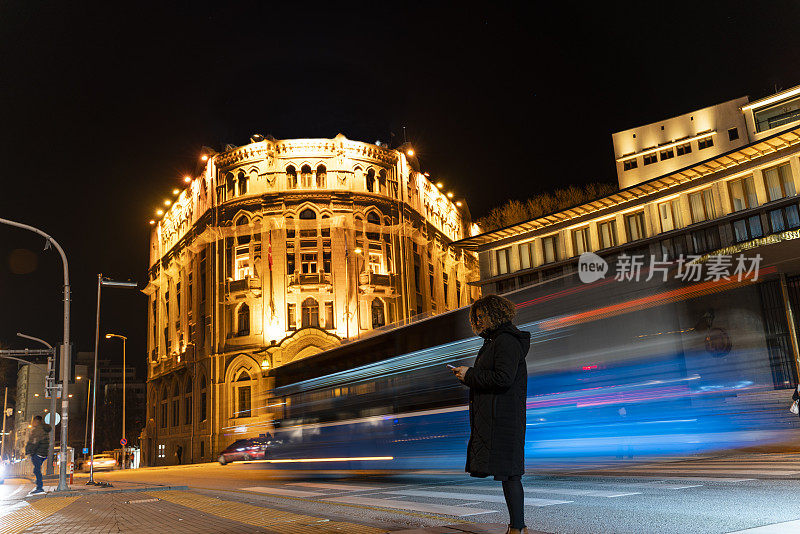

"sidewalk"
[0,478,548,534]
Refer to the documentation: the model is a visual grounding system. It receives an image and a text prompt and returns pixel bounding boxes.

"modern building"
[142,134,478,465]
[454,83,800,392]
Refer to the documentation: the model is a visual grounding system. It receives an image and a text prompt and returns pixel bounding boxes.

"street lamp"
[87,275,137,485]
[105,333,127,469]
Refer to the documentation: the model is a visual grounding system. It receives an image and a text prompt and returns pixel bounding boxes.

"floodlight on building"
[156,209,164,216]
[406,149,415,157]
[149,220,155,225]
[201,154,208,161]
[164,200,171,206]
[172,189,180,195]
[76,376,82,380]
[456,201,463,207]
[184,176,192,183]
[354,247,362,254]
[261,359,270,370]
[447,192,454,198]
[423,172,429,177]
[34,394,39,397]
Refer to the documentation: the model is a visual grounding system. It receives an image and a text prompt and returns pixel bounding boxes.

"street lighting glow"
[447,192,454,198]
[76,376,82,380]
[149,220,155,225]
[436,182,443,189]
[354,247,362,254]
[406,149,415,156]
[200,154,208,161]
[164,200,171,206]
[184,176,192,183]
[423,172,429,177]
[156,209,164,216]
[456,201,463,207]
[172,189,180,195]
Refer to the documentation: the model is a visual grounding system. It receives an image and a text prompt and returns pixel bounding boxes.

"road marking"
[726,518,800,533]
[321,495,497,517]
[611,469,800,476]
[288,482,383,491]
[0,496,78,534]
[385,489,571,507]
[243,486,326,497]
[458,484,639,498]
[148,490,384,533]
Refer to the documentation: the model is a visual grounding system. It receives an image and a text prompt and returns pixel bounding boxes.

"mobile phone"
[446,364,456,370]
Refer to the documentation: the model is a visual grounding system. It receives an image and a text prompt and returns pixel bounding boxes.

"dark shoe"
[28,488,45,495]
[505,528,528,534]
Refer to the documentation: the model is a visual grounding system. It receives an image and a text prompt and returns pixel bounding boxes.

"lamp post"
[16,333,55,475]
[105,333,127,469]
[0,218,71,492]
[87,275,137,485]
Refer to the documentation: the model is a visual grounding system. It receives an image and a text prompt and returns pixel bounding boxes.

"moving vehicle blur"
[218,437,270,465]
[83,454,116,471]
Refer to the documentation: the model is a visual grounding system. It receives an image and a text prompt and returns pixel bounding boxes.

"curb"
[29,484,189,498]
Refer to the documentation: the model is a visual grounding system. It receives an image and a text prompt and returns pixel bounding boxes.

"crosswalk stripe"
[458,484,639,498]
[321,495,497,517]
[726,518,800,533]
[288,482,383,491]
[242,486,326,497]
[632,463,800,469]
[592,469,800,476]
[385,489,571,507]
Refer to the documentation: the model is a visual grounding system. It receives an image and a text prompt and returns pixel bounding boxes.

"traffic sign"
[44,412,61,426]
[120,438,127,446]
[82,448,88,454]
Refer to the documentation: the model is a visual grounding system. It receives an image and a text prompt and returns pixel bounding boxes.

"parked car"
[218,437,270,465]
[83,454,116,471]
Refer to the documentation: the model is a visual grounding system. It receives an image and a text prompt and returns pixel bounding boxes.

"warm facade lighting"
[184,176,192,183]
[423,172,429,177]
[436,182,443,189]
[353,247,362,254]
[261,359,270,370]
[34,393,39,397]
[76,376,82,380]
[149,220,155,225]
[406,149,415,157]
[156,209,164,216]
[164,200,171,206]
[200,154,208,161]
[456,201,463,207]
[447,192,454,198]
[173,189,180,195]
[616,131,716,162]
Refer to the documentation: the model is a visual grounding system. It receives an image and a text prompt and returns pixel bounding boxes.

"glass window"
[729,176,758,211]
[300,165,312,188]
[598,220,617,249]
[660,148,674,161]
[237,385,251,418]
[698,136,714,150]
[754,95,800,132]
[658,199,682,232]
[624,212,646,241]
[496,248,510,274]
[371,299,385,328]
[691,227,720,254]
[287,303,296,330]
[733,215,763,243]
[286,166,297,188]
[316,165,327,188]
[518,242,532,270]
[301,253,317,274]
[237,304,250,336]
[301,297,319,328]
[623,159,637,171]
[235,246,250,279]
[542,235,559,263]
[572,227,590,255]
[643,153,658,165]
[238,171,248,195]
[689,189,715,223]
[676,143,692,156]
[728,127,739,141]
[769,205,800,233]
[324,301,334,329]
[764,163,795,201]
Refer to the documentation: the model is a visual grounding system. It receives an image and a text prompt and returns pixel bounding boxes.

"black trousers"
[501,475,525,529]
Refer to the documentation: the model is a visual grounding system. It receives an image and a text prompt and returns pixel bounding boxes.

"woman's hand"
[452,366,470,381]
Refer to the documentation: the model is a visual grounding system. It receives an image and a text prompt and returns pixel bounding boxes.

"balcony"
[287,271,332,293]
[222,276,261,301]
[359,271,396,294]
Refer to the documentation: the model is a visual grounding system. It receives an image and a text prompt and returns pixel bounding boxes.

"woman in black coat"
[452,294,531,534]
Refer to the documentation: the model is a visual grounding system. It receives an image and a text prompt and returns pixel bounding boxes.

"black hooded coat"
[462,321,531,477]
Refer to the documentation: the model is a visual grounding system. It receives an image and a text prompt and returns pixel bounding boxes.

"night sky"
[1,1,799,381]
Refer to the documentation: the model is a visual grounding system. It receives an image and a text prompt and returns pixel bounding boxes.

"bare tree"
[476,183,617,232]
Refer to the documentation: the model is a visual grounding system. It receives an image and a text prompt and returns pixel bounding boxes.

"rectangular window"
[764,163,795,201]
[413,258,421,293]
[691,226,720,254]
[185,394,192,425]
[728,127,739,141]
[237,386,251,418]
[287,303,296,330]
[542,235,559,263]
[368,252,381,274]
[729,175,758,211]
[176,281,181,317]
[676,143,692,156]
[624,212,646,241]
[443,273,449,307]
[428,264,435,298]
[160,402,167,428]
[187,272,193,314]
[643,153,658,165]
[659,148,674,161]
[623,159,638,171]
[733,215,764,243]
[325,301,334,329]
[200,391,207,421]
[572,227,590,255]
[698,136,714,150]
[286,252,296,274]
[754,95,800,132]
[769,205,800,233]
[456,280,462,305]
[598,220,617,249]
[658,199,683,232]
[689,189,715,223]
[172,398,179,427]
[323,250,331,273]
[496,248,510,275]
[301,253,317,274]
[199,250,207,304]
[518,242,532,270]
[235,246,251,279]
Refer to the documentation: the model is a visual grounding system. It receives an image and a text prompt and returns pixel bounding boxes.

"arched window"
[299,208,316,220]
[378,169,387,194]
[238,171,248,195]
[371,299,386,328]
[316,165,327,188]
[300,165,312,188]
[237,303,250,336]
[366,211,380,241]
[366,169,375,192]
[286,166,297,189]
[301,297,319,328]
[199,374,208,422]
[184,376,193,425]
[171,383,180,428]
[299,208,317,238]
[235,370,252,418]
[225,172,236,199]
[321,214,330,238]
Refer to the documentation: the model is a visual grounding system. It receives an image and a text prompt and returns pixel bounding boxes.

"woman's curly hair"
[469,294,516,334]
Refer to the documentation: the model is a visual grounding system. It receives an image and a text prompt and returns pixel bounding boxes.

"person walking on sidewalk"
[25,415,51,495]
[175,444,183,465]
[451,294,531,534]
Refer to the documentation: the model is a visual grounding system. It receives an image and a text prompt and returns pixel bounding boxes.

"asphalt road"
[76,454,800,533]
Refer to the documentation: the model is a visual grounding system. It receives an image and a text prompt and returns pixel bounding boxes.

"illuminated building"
[454,83,800,392]
[141,134,478,465]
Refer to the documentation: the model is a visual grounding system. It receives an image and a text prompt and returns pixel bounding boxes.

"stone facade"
[141,134,478,465]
